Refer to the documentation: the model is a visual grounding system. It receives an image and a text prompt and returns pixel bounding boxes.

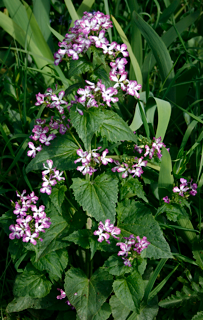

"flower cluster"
[112,156,148,179]
[54,11,113,65]
[9,190,51,245]
[56,288,77,309]
[134,136,167,160]
[74,147,113,176]
[40,160,65,195]
[27,87,71,159]
[163,178,197,203]
[93,219,121,243]
[94,219,150,267]
[117,235,150,267]
[54,11,141,115]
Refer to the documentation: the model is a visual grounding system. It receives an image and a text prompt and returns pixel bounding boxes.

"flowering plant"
[0,10,199,320]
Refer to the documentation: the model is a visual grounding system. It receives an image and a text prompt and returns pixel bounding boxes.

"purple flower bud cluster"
[35,88,67,114]
[94,220,150,267]
[117,235,150,267]
[112,156,148,179]
[9,190,51,245]
[56,288,77,309]
[93,219,121,243]
[40,160,65,195]
[27,116,70,159]
[135,137,166,160]
[163,178,197,203]
[74,148,113,176]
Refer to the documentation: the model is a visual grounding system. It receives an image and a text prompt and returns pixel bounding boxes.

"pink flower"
[100,149,113,165]
[134,236,150,254]
[126,80,142,98]
[42,160,54,175]
[57,288,66,300]
[163,196,170,204]
[27,142,42,158]
[116,43,129,57]
[93,225,110,243]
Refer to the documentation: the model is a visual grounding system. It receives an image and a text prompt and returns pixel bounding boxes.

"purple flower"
[93,225,110,243]
[173,184,189,196]
[126,80,142,98]
[100,149,113,165]
[57,288,66,300]
[27,142,42,158]
[163,196,170,204]
[74,149,90,165]
[42,160,54,176]
[116,242,131,257]
[134,236,150,254]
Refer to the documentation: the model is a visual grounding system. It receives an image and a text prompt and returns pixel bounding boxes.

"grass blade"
[33,0,54,51]
[144,258,168,302]
[158,147,174,199]
[64,0,79,23]
[149,264,179,301]
[142,10,200,83]
[132,11,175,102]
[77,0,95,19]
[104,0,112,43]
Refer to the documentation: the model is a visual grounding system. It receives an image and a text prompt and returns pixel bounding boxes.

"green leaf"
[49,185,67,214]
[6,290,71,313]
[103,254,131,276]
[120,176,148,203]
[31,249,68,281]
[192,311,203,320]
[111,15,142,86]
[157,203,189,222]
[64,267,113,320]
[67,229,90,249]
[113,270,145,312]
[109,295,131,320]
[132,11,175,102]
[77,0,95,19]
[13,263,52,298]
[26,134,78,173]
[92,303,111,320]
[34,215,69,261]
[148,97,171,140]
[118,200,172,259]
[99,110,137,143]
[64,0,79,22]
[68,57,93,77]
[71,173,118,223]
[70,107,103,150]
[33,0,54,50]
[127,296,159,320]
[158,147,174,199]
[142,10,200,83]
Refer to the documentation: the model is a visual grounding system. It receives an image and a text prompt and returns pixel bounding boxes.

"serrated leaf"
[49,185,67,214]
[92,303,111,320]
[157,203,189,222]
[6,290,71,313]
[127,296,159,320]
[13,263,52,298]
[26,134,78,173]
[109,295,131,320]
[158,285,201,308]
[118,200,172,259]
[113,270,145,312]
[35,215,69,261]
[99,110,137,143]
[64,267,113,320]
[71,173,118,223]
[120,176,148,202]
[70,107,103,150]
[68,57,93,77]
[67,229,90,249]
[31,249,68,280]
[103,254,131,276]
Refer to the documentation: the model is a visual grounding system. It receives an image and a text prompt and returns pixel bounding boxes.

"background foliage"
[0,0,203,319]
